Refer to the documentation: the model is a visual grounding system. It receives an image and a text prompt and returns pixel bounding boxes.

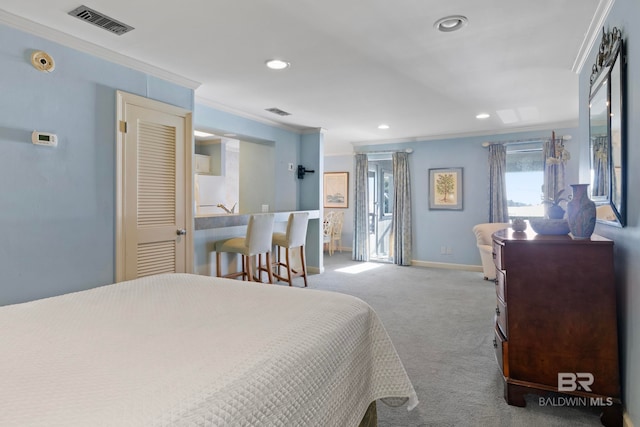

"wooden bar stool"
[272,212,309,287]
[213,213,275,283]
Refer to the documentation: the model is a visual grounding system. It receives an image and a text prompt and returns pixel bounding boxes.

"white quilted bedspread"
[0,273,417,426]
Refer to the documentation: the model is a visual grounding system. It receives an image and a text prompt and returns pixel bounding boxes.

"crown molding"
[195,95,309,134]
[324,147,356,157]
[571,0,616,74]
[301,127,326,135]
[0,9,201,90]
[350,120,579,147]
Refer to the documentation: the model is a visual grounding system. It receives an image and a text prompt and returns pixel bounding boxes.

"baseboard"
[411,260,483,272]
[318,253,483,274]
[319,250,483,274]
[624,411,634,427]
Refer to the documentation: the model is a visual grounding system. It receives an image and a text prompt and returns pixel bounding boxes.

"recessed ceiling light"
[378,124,390,130]
[265,59,290,70]
[475,113,490,119]
[223,133,237,137]
[434,15,468,32]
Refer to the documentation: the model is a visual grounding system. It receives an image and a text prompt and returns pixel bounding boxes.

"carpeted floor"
[299,252,604,427]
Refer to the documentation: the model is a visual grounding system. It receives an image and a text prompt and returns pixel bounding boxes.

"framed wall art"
[428,167,463,210]
[324,172,349,208]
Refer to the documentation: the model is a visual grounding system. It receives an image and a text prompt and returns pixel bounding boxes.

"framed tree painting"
[324,172,349,208]
[429,167,463,210]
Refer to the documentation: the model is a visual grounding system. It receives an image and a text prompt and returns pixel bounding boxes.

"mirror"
[589,27,626,227]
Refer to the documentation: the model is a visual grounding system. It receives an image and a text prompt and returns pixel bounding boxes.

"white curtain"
[352,154,369,261]
[391,152,412,266]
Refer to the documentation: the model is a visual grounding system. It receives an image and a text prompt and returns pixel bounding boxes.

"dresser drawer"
[493,326,508,377]
[495,269,506,301]
[495,297,508,338]
[492,239,504,270]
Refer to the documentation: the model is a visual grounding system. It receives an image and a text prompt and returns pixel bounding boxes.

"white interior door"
[116,91,193,282]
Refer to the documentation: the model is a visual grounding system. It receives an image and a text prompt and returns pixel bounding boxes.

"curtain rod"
[481,135,571,148]
[354,148,414,155]
[481,138,547,147]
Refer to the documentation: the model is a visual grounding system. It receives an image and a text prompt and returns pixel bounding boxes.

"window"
[505,144,544,218]
[382,170,393,217]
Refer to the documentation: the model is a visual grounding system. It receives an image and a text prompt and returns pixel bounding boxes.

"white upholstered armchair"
[472,222,510,280]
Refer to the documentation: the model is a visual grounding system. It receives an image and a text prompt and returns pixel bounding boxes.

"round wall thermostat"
[31,50,55,73]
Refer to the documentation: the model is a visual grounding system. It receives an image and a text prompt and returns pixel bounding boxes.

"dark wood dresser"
[491,229,622,427]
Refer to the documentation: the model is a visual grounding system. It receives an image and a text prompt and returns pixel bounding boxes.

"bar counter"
[195,210,320,230]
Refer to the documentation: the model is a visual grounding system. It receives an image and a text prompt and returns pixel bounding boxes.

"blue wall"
[579,0,640,422]
[0,24,194,305]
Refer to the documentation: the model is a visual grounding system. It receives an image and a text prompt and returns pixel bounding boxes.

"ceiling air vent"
[265,107,291,116]
[68,5,134,35]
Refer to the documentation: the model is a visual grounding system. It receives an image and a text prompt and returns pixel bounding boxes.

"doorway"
[368,157,393,262]
[115,91,193,281]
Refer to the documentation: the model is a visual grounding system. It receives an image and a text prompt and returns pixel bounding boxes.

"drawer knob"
[492,252,497,259]
[495,306,501,316]
[493,338,498,348]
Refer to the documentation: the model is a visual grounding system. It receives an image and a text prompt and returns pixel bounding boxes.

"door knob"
[177,229,187,235]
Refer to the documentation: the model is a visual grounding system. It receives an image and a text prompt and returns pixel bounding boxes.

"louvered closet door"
[123,104,186,280]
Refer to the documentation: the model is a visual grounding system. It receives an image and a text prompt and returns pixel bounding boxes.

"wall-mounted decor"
[589,26,626,227]
[429,168,463,210]
[324,172,349,208]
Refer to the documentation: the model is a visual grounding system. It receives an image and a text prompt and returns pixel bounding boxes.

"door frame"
[115,90,194,282]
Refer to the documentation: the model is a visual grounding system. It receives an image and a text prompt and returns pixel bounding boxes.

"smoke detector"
[31,51,55,73]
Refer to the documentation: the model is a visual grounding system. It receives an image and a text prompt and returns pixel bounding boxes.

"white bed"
[0,273,417,426]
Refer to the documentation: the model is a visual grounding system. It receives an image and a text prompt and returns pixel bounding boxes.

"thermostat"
[32,131,58,147]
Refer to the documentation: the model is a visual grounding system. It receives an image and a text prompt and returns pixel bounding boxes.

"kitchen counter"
[194,210,320,230]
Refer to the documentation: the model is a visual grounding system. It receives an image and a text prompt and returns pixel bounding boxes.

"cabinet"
[492,229,622,427]
[194,154,211,174]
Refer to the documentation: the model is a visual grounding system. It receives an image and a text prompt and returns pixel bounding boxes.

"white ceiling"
[1,0,607,154]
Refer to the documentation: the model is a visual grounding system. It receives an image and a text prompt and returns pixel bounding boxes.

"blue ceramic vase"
[566,184,596,239]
